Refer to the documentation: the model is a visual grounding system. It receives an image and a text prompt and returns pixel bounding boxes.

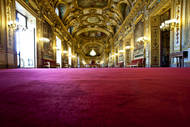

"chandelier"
[90,49,96,56]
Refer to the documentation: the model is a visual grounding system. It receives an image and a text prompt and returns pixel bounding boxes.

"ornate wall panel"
[0,0,3,47]
[134,21,144,59]
[36,18,43,67]
[0,0,6,66]
[42,21,54,60]
[6,0,15,50]
[182,0,190,50]
[151,16,160,67]
[174,2,181,51]
[118,41,124,62]
[125,41,131,65]
[62,41,68,67]
[77,0,108,8]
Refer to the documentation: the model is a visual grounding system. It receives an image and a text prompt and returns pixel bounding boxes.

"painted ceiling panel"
[77,0,108,8]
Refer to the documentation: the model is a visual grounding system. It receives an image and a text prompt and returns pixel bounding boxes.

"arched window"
[59,5,66,19]
[55,8,59,16]
[68,27,73,34]
[125,7,131,17]
[119,3,127,19]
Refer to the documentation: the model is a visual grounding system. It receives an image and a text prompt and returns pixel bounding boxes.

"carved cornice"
[16,0,39,17]
[113,0,145,41]
[149,0,171,17]
[39,0,75,43]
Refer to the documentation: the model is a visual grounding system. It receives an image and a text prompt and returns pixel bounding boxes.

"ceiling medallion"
[90,49,96,56]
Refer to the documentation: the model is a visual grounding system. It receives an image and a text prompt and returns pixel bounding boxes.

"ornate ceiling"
[47,0,134,60]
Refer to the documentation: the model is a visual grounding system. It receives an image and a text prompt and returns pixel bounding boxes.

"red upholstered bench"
[118,62,124,67]
[42,59,60,68]
[127,58,145,67]
[50,61,60,68]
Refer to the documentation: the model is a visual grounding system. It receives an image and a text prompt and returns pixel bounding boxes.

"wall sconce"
[137,37,148,42]
[100,61,104,64]
[119,50,124,53]
[160,19,179,31]
[39,37,50,43]
[82,60,86,65]
[53,47,62,50]
[62,50,68,54]
[8,21,17,30]
[111,54,115,57]
[71,55,76,58]
[8,20,28,31]
[125,46,131,49]
[53,47,57,50]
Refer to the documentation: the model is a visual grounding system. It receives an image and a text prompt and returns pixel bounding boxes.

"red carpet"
[0,68,190,127]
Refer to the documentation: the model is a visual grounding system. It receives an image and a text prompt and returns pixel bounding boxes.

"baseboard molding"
[170,63,190,68]
[184,63,190,67]
[0,64,17,69]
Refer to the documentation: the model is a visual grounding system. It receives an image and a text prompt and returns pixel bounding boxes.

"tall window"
[56,36,62,68]
[16,11,27,29]
[15,10,36,68]
[68,47,72,66]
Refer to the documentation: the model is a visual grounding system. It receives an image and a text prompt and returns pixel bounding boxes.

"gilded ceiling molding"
[74,27,112,37]
[76,0,110,10]
[113,0,145,42]
[133,14,144,25]
[55,1,70,20]
[117,0,131,9]
[16,0,39,17]
[149,0,171,17]
[82,41,104,48]
[43,15,54,26]
[39,0,75,44]
[55,1,68,7]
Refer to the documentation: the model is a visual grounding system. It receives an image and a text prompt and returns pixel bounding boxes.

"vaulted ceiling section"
[41,0,133,59]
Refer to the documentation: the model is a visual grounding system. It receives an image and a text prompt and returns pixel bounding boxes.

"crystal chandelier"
[90,49,96,56]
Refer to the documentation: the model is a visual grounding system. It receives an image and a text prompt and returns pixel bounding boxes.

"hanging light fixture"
[90,49,96,56]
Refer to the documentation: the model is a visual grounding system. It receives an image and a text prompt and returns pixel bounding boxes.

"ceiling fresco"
[40,0,134,60]
[79,31,106,39]
[77,0,108,8]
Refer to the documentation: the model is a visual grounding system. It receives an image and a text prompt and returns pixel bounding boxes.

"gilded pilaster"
[150,16,160,67]
[36,16,43,67]
[0,0,17,68]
